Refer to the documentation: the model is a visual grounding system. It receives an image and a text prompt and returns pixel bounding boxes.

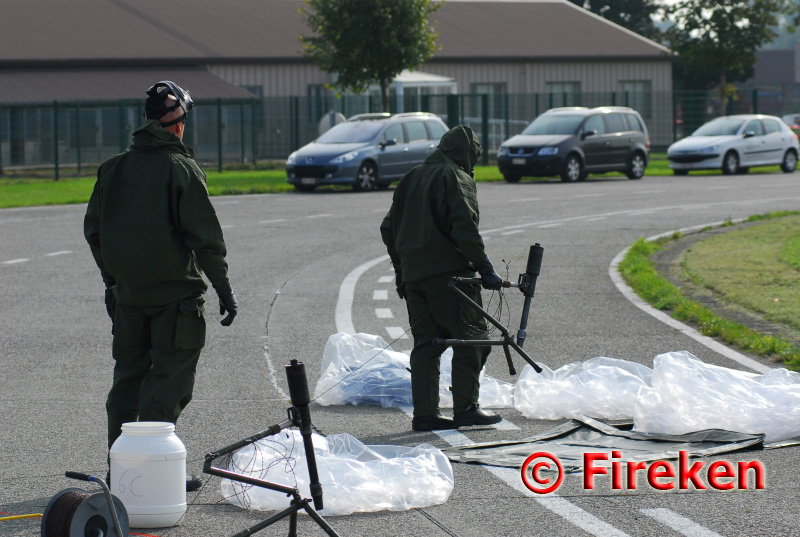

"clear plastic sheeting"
[634,351,800,443]
[221,430,454,516]
[513,356,652,420]
[313,332,513,408]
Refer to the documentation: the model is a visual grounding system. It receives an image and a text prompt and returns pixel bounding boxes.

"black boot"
[412,412,459,431]
[453,404,502,427]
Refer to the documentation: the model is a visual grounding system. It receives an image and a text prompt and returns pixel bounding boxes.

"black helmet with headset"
[144,81,194,127]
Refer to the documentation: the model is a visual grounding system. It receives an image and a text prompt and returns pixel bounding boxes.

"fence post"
[240,100,245,164]
[481,94,489,165]
[446,94,459,128]
[217,98,223,172]
[251,99,258,164]
[752,89,758,114]
[291,96,300,152]
[53,101,59,181]
[76,102,82,175]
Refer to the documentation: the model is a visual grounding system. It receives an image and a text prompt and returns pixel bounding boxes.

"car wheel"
[293,184,316,192]
[504,174,521,183]
[722,151,739,175]
[626,151,646,179]
[673,169,689,176]
[560,154,583,182]
[781,149,798,173]
[353,162,378,191]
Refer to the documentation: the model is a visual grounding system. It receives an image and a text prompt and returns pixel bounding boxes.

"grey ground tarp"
[442,416,798,472]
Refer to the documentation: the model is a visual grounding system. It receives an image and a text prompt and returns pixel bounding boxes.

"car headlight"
[330,150,360,164]
[286,152,297,165]
[538,147,558,156]
[497,146,509,157]
[700,145,718,154]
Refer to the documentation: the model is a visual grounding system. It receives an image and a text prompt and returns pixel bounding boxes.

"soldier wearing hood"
[381,125,504,431]
[85,81,238,490]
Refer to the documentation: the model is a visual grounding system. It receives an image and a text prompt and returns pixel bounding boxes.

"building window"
[546,82,580,108]
[619,81,652,119]
[471,82,506,119]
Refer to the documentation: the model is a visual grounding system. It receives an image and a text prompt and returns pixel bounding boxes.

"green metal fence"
[3,87,800,175]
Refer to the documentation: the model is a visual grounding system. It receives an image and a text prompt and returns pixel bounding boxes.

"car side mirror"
[582,130,597,140]
[743,131,755,138]
[380,138,397,148]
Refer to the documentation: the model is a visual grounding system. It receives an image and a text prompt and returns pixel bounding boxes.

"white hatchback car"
[667,114,799,175]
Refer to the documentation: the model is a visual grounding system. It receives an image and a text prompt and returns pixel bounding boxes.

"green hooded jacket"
[84,120,229,306]
[380,125,487,283]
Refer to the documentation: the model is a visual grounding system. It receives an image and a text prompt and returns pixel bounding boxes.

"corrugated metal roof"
[0,68,257,105]
[0,0,671,66]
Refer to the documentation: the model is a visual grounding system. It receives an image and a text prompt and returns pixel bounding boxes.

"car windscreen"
[692,118,745,136]
[316,121,384,143]
[521,115,584,135]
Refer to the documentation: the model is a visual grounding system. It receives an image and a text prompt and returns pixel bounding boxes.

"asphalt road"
[2,171,799,537]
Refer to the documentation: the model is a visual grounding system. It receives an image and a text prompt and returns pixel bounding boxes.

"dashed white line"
[509,197,542,203]
[45,251,72,256]
[640,508,723,537]
[385,326,409,339]
[259,219,287,224]
[584,217,607,222]
[377,275,394,283]
[306,213,332,219]
[538,223,561,228]
[373,290,388,300]
[501,230,525,236]
[375,308,394,319]
[3,258,29,265]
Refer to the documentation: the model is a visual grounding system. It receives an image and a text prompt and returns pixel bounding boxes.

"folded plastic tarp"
[442,416,772,471]
[313,332,513,408]
[222,430,454,516]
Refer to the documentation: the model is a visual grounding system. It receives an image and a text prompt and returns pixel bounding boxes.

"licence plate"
[301,177,316,185]
[512,158,526,165]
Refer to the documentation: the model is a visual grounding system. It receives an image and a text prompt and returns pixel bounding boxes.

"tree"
[299,0,441,113]
[567,0,662,41]
[664,0,786,111]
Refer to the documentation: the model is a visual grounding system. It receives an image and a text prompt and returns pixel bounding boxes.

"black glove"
[104,287,116,321]
[474,256,503,290]
[393,263,406,300]
[213,281,238,326]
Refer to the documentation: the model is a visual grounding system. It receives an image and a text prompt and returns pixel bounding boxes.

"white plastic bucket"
[109,421,187,528]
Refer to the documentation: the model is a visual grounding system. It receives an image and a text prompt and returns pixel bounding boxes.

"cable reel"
[41,473,129,537]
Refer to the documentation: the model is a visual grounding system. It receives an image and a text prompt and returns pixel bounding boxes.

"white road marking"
[399,407,628,537]
[45,250,72,257]
[501,230,525,235]
[378,275,394,283]
[259,219,287,224]
[336,255,390,335]
[375,308,393,319]
[385,326,409,339]
[3,258,29,264]
[538,223,561,228]
[640,508,723,537]
[584,217,607,222]
[373,290,388,300]
[609,219,770,374]
[306,213,332,219]
[509,197,542,203]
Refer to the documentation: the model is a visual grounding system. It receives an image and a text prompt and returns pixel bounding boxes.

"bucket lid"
[121,422,176,436]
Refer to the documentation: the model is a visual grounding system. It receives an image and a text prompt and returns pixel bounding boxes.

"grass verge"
[618,212,800,371]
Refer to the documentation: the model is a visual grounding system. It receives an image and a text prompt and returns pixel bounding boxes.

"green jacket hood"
[132,119,193,157]
[437,125,482,172]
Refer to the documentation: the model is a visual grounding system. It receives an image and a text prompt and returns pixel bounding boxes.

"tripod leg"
[288,508,297,537]
[303,503,343,537]
[502,344,516,376]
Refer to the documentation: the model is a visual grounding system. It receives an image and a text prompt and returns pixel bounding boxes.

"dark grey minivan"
[496,106,650,182]
[286,112,448,192]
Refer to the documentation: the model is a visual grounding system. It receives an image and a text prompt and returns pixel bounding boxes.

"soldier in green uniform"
[380,125,504,431]
[85,81,238,487]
